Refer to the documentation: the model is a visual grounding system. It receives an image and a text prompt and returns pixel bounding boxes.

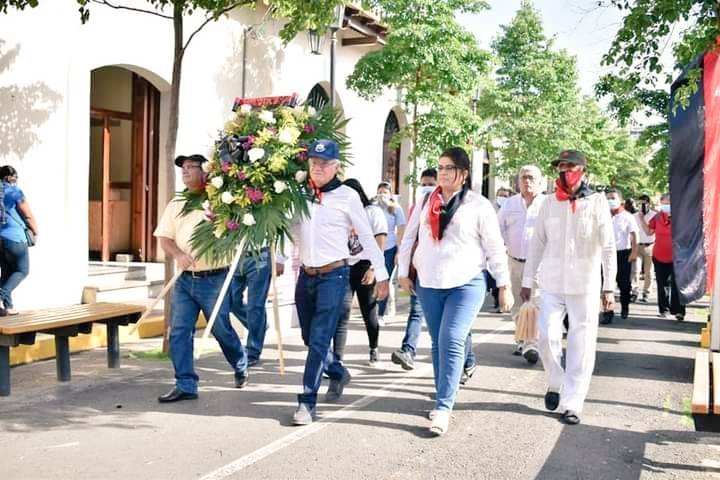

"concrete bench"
[691,350,720,431]
[0,302,145,396]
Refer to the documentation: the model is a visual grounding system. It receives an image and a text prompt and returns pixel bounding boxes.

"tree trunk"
[162,5,184,353]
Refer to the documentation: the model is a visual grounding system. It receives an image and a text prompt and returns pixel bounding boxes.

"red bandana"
[308,179,323,203]
[427,187,443,241]
[554,170,584,213]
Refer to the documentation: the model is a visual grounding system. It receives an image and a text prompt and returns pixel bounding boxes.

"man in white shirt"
[521,150,616,426]
[634,194,657,303]
[291,140,390,426]
[497,165,546,364]
[154,154,249,403]
[604,189,639,322]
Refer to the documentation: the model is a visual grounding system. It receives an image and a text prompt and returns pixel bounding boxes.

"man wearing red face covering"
[520,150,616,426]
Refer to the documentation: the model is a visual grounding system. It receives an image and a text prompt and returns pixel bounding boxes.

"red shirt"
[648,212,672,263]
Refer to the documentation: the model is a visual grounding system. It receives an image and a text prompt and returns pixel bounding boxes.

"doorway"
[89,67,160,262]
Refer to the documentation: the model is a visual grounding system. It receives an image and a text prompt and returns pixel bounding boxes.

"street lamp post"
[329,5,345,108]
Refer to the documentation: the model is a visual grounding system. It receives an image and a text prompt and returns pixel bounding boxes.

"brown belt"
[302,260,347,277]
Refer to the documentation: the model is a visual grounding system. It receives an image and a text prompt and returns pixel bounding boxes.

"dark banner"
[669,55,707,305]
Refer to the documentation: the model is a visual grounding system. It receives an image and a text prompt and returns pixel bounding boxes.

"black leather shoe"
[235,370,249,388]
[544,391,560,411]
[158,387,198,403]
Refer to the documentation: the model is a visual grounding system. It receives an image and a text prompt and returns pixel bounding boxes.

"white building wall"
[0,2,397,309]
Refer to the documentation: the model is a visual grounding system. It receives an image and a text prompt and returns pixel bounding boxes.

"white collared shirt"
[522,192,617,295]
[349,204,388,266]
[612,209,639,250]
[635,210,656,243]
[497,193,546,260]
[397,189,510,289]
[292,185,389,281]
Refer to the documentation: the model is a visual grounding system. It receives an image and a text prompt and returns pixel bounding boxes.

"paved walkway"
[1,292,718,479]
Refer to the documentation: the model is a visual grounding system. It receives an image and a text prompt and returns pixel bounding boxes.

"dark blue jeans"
[377,246,397,316]
[295,265,350,408]
[169,271,247,394]
[230,250,272,361]
[0,238,30,309]
[402,291,475,368]
[416,274,486,411]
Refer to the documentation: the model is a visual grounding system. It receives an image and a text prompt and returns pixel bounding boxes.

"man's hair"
[420,168,437,179]
[605,188,623,200]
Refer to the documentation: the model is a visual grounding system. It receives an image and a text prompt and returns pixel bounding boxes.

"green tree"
[477,0,583,177]
[346,0,491,188]
[596,0,720,190]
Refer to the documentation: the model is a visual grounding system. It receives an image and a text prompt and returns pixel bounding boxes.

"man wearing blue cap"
[291,139,390,425]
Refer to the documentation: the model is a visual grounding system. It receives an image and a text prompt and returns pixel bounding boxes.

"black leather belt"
[510,256,526,263]
[639,242,653,246]
[184,267,229,278]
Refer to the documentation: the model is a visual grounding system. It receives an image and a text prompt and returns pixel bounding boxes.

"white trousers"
[537,291,600,413]
[510,256,538,350]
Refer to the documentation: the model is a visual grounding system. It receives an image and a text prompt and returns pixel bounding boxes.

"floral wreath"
[181,94,349,265]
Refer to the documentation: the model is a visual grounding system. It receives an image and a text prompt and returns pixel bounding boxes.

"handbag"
[407,192,432,284]
[24,227,35,247]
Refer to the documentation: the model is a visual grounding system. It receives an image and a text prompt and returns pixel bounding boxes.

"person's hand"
[498,286,514,313]
[628,251,638,262]
[520,287,531,303]
[176,253,195,271]
[374,280,390,300]
[275,263,285,276]
[361,267,375,285]
[602,291,615,311]
[398,276,414,294]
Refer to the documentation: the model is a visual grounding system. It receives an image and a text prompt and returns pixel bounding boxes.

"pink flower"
[303,123,315,133]
[221,162,231,173]
[245,187,264,204]
[298,150,308,162]
[242,136,255,150]
[226,220,239,231]
[237,171,247,181]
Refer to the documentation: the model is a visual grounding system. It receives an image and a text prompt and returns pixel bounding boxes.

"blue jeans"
[230,249,272,361]
[0,238,30,309]
[295,265,349,408]
[377,246,397,316]
[416,274,486,411]
[401,291,475,369]
[169,271,247,394]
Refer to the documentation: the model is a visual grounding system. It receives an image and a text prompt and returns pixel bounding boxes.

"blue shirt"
[0,182,27,243]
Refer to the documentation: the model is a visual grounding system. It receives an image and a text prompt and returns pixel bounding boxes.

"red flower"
[245,187,264,204]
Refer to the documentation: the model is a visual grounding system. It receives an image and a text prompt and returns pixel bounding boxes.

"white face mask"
[419,185,436,197]
[659,204,671,214]
[496,197,507,208]
[607,198,620,210]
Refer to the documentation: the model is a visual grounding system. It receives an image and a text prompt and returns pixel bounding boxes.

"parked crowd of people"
[154,141,685,436]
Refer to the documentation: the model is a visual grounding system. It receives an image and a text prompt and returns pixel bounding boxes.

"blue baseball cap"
[308,139,339,161]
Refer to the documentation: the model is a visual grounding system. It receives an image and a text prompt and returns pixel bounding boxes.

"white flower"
[221,191,235,204]
[258,110,276,124]
[274,180,288,194]
[248,147,265,162]
[210,176,224,189]
[295,170,307,183]
[307,106,317,117]
[278,126,300,145]
[242,213,256,226]
[213,228,223,238]
[239,103,252,114]
[201,161,212,173]
[202,200,210,210]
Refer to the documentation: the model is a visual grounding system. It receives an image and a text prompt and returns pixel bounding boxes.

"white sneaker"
[377,316,386,327]
[429,410,450,436]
